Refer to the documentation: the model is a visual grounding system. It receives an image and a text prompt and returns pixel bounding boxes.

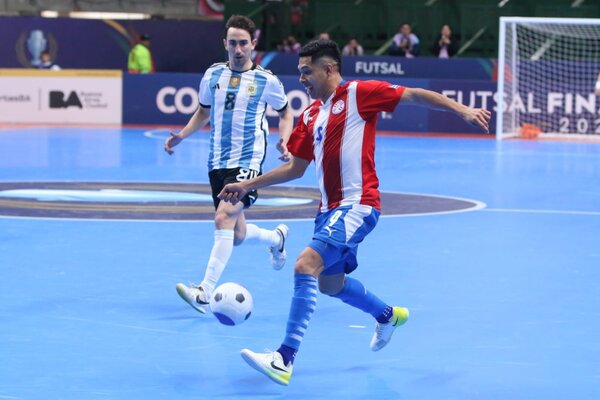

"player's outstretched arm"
[164,105,210,155]
[276,107,294,161]
[402,87,491,133]
[218,156,310,205]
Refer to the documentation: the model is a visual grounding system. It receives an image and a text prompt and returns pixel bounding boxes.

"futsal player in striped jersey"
[219,39,491,385]
[164,15,294,314]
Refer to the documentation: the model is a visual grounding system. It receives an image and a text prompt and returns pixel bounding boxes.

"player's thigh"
[313,205,379,248]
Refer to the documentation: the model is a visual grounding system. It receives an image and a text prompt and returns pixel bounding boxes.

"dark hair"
[224,15,256,39]
[299,39,342,73]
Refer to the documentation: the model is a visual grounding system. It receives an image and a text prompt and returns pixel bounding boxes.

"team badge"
[229,76,241,88]
[247,81,257,96]
[332,99,345,115]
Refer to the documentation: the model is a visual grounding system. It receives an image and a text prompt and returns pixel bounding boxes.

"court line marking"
[50,315,255,340]
[0,183,487,222]
[484,208,600,216]
[143,129,210,144]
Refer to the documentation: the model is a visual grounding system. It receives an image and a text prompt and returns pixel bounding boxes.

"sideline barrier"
[0,69,122,124]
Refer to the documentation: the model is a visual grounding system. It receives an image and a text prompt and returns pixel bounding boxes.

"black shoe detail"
[275,228,285,252]
[270,360,289,373]
[195,288,209,305]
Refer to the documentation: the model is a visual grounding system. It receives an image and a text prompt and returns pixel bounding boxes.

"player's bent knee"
[293,249,323,277]
[293,258,313,275]
[214,212,230,229]
[318,273,345,295]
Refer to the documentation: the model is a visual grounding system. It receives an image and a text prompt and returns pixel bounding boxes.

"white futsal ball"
[209,282,253,326]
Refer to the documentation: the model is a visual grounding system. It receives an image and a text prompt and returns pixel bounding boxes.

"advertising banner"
[122,73,497,134]
[257,52,496,80]
[0,69,122,124]
[123,73,203,125]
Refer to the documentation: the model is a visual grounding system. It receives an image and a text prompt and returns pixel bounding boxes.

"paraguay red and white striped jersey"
[288,80,405,212]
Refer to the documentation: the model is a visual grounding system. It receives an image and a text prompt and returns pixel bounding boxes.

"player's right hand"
[164,131,183,155]
[465,108,492,134]
[218,183,247,205]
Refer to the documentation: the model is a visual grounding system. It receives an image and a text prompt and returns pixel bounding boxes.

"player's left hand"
[164,131,183,155]
[276,138,291,162]
[218,183,247,205]
[464,108,492,134]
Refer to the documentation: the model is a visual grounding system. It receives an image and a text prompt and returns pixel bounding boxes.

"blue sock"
[377,306,394,323]
[276,344,296,366]
[279,273,318,365]
[331,276,390,321]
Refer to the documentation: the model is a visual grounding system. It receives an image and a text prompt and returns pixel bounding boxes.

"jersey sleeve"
[287,110,314,161]
[264,75,288,112]
[356,80,405,117]
[197,70,212,108]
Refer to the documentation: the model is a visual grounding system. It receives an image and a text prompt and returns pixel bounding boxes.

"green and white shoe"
[370,306,409,351]
[269,224,288,271]
[175,283,209,314]
[240,349,293,386]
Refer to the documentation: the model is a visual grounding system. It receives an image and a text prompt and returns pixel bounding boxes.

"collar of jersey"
[322,80,349,106]
[226,61,257,73]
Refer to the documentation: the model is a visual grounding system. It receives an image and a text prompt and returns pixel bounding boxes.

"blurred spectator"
[37,51,60,70]
[319,32,330,40]
[389,24,420,58]
[278,35,301,53]
[291,0,309,25]
[431,25,459,58]
[128,33,154,74]
[342,38,364,56]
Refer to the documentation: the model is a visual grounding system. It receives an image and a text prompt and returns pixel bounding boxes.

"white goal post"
[497,17,600,140]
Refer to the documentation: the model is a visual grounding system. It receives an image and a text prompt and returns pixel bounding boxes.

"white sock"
[244,223,281,247]
[200,229,234,295]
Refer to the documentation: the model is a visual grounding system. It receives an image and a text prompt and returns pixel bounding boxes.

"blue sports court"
[1,126,599,399]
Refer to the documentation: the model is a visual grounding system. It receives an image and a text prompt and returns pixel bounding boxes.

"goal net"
[497,17,600,140]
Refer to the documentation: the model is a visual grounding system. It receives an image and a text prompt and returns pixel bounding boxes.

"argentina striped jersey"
[198,62,288,171]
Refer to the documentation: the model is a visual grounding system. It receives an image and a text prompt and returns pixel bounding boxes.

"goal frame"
[496,16,600,140]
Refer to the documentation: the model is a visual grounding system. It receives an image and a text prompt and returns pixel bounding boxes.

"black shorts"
[208,167,260,209]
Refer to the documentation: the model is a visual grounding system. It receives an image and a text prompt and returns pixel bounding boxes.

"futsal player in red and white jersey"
[219,39,491,386]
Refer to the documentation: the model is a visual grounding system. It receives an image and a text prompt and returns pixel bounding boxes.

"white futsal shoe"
[370,306,409,351]
[175,283,209,314]
[269,224,288,270]
[240,349,293,386]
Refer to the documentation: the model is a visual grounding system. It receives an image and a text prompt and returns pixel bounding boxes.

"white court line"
[51,315,255,340]
[348,325,367,329]
[484,208,600,216]
[143,129,210,144]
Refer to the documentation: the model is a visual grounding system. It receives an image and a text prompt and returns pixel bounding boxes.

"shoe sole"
[240,350,289,386]
[175,284,207,314]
